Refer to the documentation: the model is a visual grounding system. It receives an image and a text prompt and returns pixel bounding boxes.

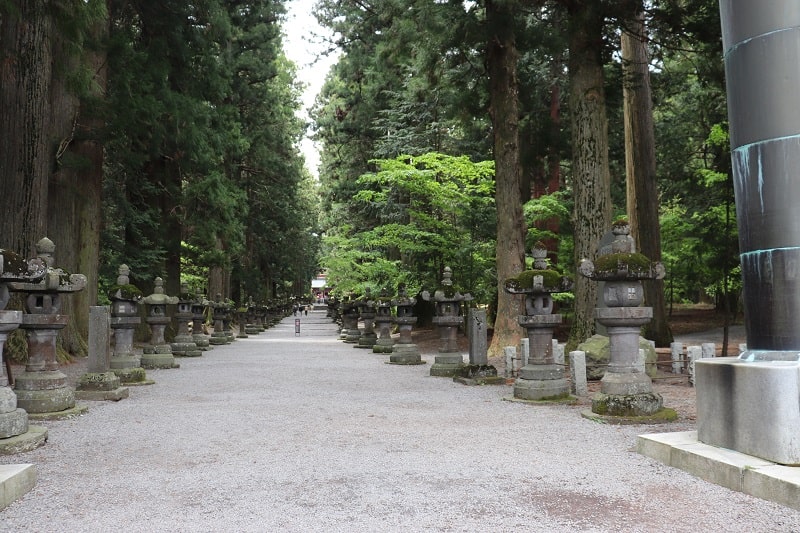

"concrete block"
[696,357,800,464]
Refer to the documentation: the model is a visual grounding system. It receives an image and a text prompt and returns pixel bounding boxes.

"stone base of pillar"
[388,345,423,364]
[591,391,664,417]
[171,337,202,357]
[245,325,260,335]
[373,340,394,354]
[75,372,129,401]
[112,366,152,385]
[696,356,800,464]
[140,349,179,369]
[192,334,211,350]
[388,344,424,365]
[0,426,47,455]
[356,334,377,348]
[454,364,505,386]
[513,365,570,400]
[343,329,361,343]
[26,404,88,421]
[430,353,464,377]
[209,333,228,345]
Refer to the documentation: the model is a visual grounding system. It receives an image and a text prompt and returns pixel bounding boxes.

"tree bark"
[566,1,613,350]
[486,0,526,357]
[621,4,673,346]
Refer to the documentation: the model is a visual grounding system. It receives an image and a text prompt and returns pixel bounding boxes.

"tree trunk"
[486,0,526,358]
[566,1,613,350]
[621,4,673,346]
[46,10,109,358]
[0,2,53,257]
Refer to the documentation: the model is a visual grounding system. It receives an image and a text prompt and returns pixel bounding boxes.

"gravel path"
[2,310,799,532]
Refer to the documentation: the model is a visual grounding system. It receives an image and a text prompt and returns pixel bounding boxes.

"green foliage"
[100,1,318,303]
[321,152,495,302]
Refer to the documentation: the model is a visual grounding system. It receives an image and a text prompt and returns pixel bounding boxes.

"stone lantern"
[422,267,471,377]
[209,294,229,345]
[244,296,261,335]
[505,243,573,400]
[9,237,87,418]
[355,287,378,349]
[0,249,47,453]
[341,295,361,343]
[171,282,202,356]
[389,284,423,365]
[141,277,180,369]
[372,288,394,354]
[107,264,148,384]
[190,290,211,351]
[578,220,672,420]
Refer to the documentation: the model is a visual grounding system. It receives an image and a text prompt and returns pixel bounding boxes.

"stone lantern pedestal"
[514,315,569,399]
[141,277,179,369]
[11,238,87,419]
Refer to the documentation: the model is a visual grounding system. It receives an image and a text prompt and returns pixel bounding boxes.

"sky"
[282,0,340,177]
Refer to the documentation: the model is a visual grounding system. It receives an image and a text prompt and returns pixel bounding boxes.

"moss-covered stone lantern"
[505,243,573,400]
[578,219,674,421]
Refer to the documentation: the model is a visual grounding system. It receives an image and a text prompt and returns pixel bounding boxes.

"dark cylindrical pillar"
[721,1,800,350]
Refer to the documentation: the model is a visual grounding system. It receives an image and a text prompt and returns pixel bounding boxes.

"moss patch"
[593,253,655,278]
[505,269,569,291]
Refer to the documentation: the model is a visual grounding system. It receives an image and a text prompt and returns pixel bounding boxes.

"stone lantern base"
[141,345,179,369]
[430,353,464,377]
[513,364,570,400]
[388,344,425,365]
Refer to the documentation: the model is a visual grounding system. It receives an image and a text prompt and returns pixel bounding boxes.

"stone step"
[0,464,36,511]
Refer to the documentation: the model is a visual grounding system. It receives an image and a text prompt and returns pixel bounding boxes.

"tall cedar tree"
[621,2,672,346]
[564,0,613,349]
[486,0,526,357]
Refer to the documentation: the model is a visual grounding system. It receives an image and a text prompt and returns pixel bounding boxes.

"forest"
[0,0,735,359]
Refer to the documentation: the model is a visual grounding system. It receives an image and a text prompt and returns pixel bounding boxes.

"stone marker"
[670,342,683,374]
[75,306,129,401]
[503,346,516,378]
[455,307,502,385]
[569,350,588,396]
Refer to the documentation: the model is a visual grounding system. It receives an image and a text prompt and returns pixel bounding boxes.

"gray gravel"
[2,309,799,532]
